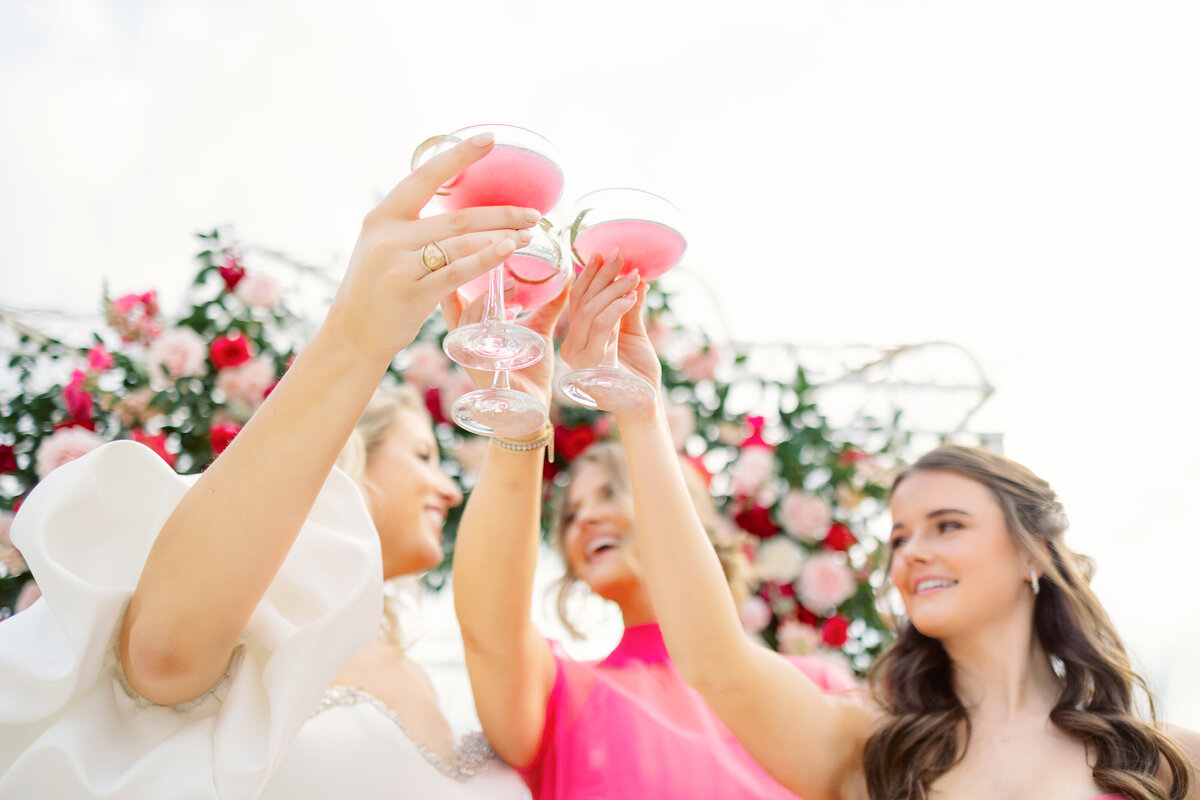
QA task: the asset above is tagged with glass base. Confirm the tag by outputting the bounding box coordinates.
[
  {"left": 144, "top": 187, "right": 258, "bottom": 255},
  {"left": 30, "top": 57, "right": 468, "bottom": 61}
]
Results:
[
  {"left": 451, "top": 388, "right": 547, "bottom": 438},
  {"left": 559, "top": 366, "right": 656, "bottom": 411},
  {"left": 443, "top": 321, "right": 545, "bottom": 371}
]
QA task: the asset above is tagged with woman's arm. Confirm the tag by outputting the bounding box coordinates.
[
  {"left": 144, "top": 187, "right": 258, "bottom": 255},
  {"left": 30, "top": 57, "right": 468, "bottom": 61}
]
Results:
[
  {"left": 120, "top": 135, "right": 540, "bottom": 706},
  {"left": 449, "top": 285, "right": 567, "bottom": 768},
  {"left": 562, "top": 255, "right": 878, "bottom": 800}
]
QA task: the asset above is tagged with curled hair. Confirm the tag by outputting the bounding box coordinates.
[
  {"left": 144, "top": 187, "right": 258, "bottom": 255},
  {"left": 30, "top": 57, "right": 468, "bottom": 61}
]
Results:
[
  {"left": 864, "top": 445, "right": 1191, "bottom": 799},
  {"left": 548, "top": 442, "right": 748, "bottom": 637}
]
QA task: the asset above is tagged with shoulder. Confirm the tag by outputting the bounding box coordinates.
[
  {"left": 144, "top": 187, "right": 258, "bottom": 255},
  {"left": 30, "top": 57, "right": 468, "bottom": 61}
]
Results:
[{"left": 1166, "top": 723, "right": 1200, "bottom": 768}]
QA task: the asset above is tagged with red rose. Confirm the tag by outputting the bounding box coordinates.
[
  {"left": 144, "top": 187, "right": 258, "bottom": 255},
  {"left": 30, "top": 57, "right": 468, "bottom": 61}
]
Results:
[
  {"left": 423, "top": 387, "right": 448, "bottom": 425},
  {"left": 62, "top": 369, "right": 94, "bottom": 422},
  {"left": 554, "top": 424, "right": 598, "bottom": 462},
  {"left": 0, "top": 444, "right": 17, "bottom": 474},
  {"left": 824, "top": 522, "right": 857, "bottom": 552},
  {"left": 734, "top": 504, "right": 780, "bottom": 538},
  {"left": 130, "top": 429, "right": 177, "bottom": 469},
  {"left": 795, "top": 604, "right": 820, "bottom": 628},
  {"left": 219, "top": 256, "right": 246, "bottom": 292},
  {"left": 210, "top": 333, "right": 253, "bottom": 370},
  {"left": 837, "top": 447, "right": 868, "bottom": 466},
  {"left": 820, "top": 614, "right": 850, "bottom": 648},
  {"left": 209, "top": 423, "right": 241, "bottom": 455}
]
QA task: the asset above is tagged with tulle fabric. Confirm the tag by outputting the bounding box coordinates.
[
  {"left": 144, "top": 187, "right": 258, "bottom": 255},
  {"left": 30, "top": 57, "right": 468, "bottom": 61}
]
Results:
[
  {"left": 0, "top": 441, "right": 382, "bottom": 799},
  {"left": 517, "top": 623, "right": 857, "bottom": 800}
]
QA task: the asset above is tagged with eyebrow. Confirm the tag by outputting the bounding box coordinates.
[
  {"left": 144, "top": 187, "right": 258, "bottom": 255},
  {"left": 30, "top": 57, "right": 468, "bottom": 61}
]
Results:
[{"left": 891, "top": 508, "right": 971, "bottom": 533}]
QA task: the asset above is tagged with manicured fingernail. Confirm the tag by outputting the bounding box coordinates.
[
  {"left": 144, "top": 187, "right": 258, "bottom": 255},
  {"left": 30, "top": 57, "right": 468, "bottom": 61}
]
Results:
[
  {"left": 503, "top": 275, "right": 516, "bottom": 291},
  {"left": 517, "top": 229, "right": 533, "bottom": 245},
  {"left": 524, "top": 208, "right": 542, "bottom": 224},
  {"left": 626, "top": 269, "right": 640, "bottom": 282},
  {"left": 496, "top": 239, "right": 516, "bottom": 255},
  {"left": 609, "top": 249, "right": 620, "bottom": 263},
  {"left": 470, "top": 132, "right": 494, "bottom": 146}
]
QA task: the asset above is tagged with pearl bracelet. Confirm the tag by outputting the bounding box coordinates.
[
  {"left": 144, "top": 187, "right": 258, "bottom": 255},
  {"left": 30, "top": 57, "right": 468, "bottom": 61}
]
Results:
[{"left": 491, "top": 421, "right": 555, "bottom": 462}]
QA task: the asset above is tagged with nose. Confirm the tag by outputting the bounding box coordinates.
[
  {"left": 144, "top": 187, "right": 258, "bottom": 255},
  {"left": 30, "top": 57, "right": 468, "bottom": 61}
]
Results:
[
  {"left": 438, "top": 472, "right": 463, "bottom": 507},
  {"left": 898, "top": 530, "right": 932, "bottom": 567}
]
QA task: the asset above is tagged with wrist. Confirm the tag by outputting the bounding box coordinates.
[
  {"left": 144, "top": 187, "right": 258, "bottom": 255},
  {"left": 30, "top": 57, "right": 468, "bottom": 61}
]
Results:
[{"left": 491, "top": 420, "right": 555, "bottom": 460}]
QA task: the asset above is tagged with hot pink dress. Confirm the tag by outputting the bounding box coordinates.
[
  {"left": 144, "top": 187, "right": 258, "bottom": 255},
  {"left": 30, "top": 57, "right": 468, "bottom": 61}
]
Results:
[{"left": 516, "top": 623, "right": 857, "bottom": 800}]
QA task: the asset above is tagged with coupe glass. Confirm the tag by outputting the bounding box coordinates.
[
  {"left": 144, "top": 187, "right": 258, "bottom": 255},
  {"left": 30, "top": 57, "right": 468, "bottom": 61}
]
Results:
[
  {"left": 412, "top": 124, "right": 564, "bottom": 372},
  {"left": 558, "top": 188, "right": 687, "bottom": 411},
  {"left": 448, "top": 228, "right": 567, "bottom": 437}
]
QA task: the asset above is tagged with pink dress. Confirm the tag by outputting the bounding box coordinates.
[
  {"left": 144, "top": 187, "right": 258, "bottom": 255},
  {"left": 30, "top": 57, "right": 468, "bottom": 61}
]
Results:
[{"left": 517, "top": 623, "right": 857, "bottom": 800}]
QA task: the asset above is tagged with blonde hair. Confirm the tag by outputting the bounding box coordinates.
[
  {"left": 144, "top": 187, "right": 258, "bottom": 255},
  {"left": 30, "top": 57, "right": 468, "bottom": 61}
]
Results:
[
  {"left": 548, "top": 442, "right": 748, "bottom": 637},
  {"left": 335, "top": 383, "right": 429, "bottom": 648},
  {"left": 336, "top": 384, "right": 428, "bottom": 520}
]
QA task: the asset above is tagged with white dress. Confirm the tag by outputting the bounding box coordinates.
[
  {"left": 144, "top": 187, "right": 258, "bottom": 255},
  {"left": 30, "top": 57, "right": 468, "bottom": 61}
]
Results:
[{"left": 0, "top": 442, "right": 529, "bottom": 800}]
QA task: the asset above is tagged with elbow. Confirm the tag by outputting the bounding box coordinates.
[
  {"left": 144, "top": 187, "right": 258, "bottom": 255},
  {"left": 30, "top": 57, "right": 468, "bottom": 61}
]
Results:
[{"left": 121, "top": 623, "right": 221, "bottom": 707}]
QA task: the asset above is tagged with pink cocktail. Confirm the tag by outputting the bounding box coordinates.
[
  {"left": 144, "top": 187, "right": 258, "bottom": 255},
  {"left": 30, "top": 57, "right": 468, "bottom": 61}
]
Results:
[
  {"left": 458, "top": 254, "right": 568, "bottom": 314},
  {"left": 559, "top": 188, "right": 688, "bottom": 413},
  {"left": 438, "top": 144, "right": 564, "bottom": 216},
  {"left": 572, "top": 219, "right": 687, "bottom": 281}
]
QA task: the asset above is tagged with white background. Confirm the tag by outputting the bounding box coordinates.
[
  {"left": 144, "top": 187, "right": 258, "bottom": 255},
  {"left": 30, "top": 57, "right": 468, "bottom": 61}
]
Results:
[{"left": 2, "top": 0, "right": 1197, "bottom": 727}]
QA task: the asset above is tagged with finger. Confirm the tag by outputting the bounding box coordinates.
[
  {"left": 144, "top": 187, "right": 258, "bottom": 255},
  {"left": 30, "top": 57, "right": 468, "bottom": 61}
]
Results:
[
  {"left": 620, "top": 281, "right": 650, "bottom": 336},
  {"left": 455, "top": 276, "right": 517, "bottom": 328},
  {"left": 522, "top": 277, "right": 572, "bottom": 338},
  {"left": 578, "top": 269, "right": 641, "bottom": 329},
  {"left": 422, "top": 238, "right": 517, "bottom": 295},
  {"left": 428, "top": 228, "right": 532, "bottom": 266},
  {"left": 416, "top": 206, "right": 542, "bottom": 245},
  {"left": 440, "top": 291, "right": 465, "bottom": 331},
  {"left": 581, "top": 250, "right": 626, "bottom": 305},
  {"left": 579, "top": 291, "right": 639, "bottom": 363},
  {"left": 375, "top": 134, "right": 495, "bottom": 221},
  {"left": 568, "top": 252, "right": 604, "bottom": 309}
]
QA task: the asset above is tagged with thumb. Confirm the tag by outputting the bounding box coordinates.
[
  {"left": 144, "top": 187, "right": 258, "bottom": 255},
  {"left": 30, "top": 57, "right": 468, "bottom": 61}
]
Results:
[{"left": 524, "top": 277, "right": 572, "bottom": 338}]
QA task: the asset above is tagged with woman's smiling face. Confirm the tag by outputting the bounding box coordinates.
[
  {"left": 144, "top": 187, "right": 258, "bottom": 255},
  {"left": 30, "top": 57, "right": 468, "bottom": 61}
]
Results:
[{"left": 888, "top": 469, "right": 1036, "bottom": 640}]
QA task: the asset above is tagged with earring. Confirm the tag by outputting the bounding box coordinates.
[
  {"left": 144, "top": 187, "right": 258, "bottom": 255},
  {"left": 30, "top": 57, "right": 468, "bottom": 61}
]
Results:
[{"left": 1030, "top": 569, "right": 1040, "bottom": 596}]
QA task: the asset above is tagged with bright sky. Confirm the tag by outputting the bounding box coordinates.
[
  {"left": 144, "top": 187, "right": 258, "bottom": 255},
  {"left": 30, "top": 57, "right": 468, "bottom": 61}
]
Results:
[{"left": 2, "top": 0, "right": 1198, "bottom": 727}]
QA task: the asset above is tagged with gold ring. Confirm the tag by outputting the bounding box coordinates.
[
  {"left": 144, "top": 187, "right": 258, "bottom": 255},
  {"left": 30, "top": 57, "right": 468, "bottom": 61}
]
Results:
[{"left": 421, "top": 241, "right": 449, "bottom": 271}]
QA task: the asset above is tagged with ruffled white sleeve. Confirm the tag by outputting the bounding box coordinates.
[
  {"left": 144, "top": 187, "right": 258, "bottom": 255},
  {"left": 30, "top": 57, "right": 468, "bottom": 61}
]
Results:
[{"left": 0, "top": 441, "right": 382, "bottom": 800}]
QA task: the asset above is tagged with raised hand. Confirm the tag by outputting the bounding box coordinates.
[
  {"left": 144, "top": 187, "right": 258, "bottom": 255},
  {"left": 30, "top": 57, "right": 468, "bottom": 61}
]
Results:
[
  {"left": 559, "top": 251, "right": 661, "bottom": 415},
  {"left": 323, "top": 133, "right": 542, "bottom": 364}
]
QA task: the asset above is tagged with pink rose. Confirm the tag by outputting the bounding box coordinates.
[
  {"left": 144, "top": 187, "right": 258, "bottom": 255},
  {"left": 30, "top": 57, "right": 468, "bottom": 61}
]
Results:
[
  {"left": 780, "top": 491, "right": 832, "bottom": 541},
  {"left": 0, "top": 511, "right": 27, "bottom": 578},
  {"left": 753, "top": 535, "right": 806, "bottom": 583},
  {"left": 62, "top": 369, "right": 93, "bottom": 422},
  {"left": 35, "top": 427, "right": 107, "bottom": 478},
  {"left": 149, "top": 328, "right": 208, "bottom": 381},
  {"left": 86, "top": 345, "right": 114, "bottom": 372},
  {"left": 15, "top": 580, "right": 42, "bottom": 613},
  {"left": 106, "top": 291, "right": 160, "bottom": 344},
  {"left": 730, "top": 447, "right": 774, "bottom": 497},
  {"left": 798, "top": 552, "right": 857, "bottom": 613},
  {"left": 679, "top": 346, "right": 721, "bottom": 383},
  {"left": 438, "top": 371, "right": 477, "bottom": 423},
  {"left": 452, "top": 437, "right": 489, "bottom": 474},
  {"left": 777, "top": 618, "right": 821, "bottom": 655},
  {"left": 738, "top": 595, "right": 773, "bottom": 633},
  {"left": 664, "top": 402, "right": 695, "bottom": 451},
  {"left": 403, "top": 341, "right": 451, "bottom": 391},
  {"left": 234, "top": 272, "right": 282, "bottom": 309},
  {"left": 216, "top": 355, "right": 276, "bottom": 411}
]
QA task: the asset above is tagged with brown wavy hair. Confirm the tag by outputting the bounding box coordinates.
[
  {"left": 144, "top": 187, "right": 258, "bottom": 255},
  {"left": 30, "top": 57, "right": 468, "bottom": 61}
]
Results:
[
  {"left": 548, "top": 441, "right": 749, "bottom": 637},
  {"left": 863, "top": 445, "right": 1191, "bottom": 799}
]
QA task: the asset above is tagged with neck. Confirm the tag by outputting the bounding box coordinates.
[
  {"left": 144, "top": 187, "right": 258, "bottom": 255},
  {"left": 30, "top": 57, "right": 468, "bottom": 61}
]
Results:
[
  {"left": 612, "top": 580, "right": 657, "bottom": 629},
  {"left": 941, "top": 606, "right": 1060, "bottom": 724}
]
